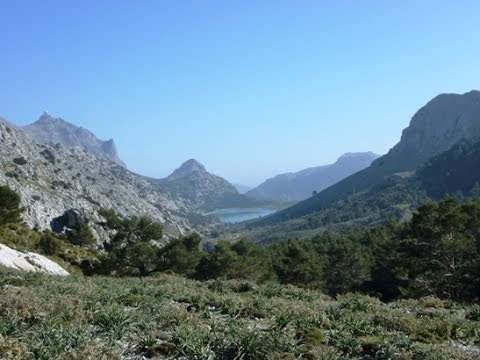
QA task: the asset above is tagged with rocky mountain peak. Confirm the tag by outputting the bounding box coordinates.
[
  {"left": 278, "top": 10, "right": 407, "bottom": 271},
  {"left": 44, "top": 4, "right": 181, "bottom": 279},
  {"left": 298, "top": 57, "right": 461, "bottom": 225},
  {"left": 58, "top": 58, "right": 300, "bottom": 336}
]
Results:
[
  {"left": 37, "top": 111, "right": 60, "bottom": 123},
  {"left": 156, "top": 159, "right": 244, "bottom": 211},
  {"left": 167, "top": 159, "right": 207, "bottom": 180},
  {"left": 373, "top": 90, "right": 480, "bottom": 172},
  {"left": 36, "top": 112, "right": 76, "bottom": 129},
  {"left": 22, "top": 113, "right": 126, "bottom": 167}
]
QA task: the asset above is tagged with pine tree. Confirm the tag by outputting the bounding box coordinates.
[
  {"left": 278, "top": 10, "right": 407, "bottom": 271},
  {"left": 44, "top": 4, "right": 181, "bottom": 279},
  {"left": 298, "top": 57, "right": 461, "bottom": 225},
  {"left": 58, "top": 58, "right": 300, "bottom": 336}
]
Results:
[{"left": 0, "top": 185, "right": 23, "bottom": 226}]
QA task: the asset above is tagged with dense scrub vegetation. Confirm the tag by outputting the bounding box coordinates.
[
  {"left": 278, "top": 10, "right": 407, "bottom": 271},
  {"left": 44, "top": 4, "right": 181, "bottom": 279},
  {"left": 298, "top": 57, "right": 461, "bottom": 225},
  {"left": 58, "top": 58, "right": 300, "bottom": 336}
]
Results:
[
  {"left": 270, "top": 197, "right": 480, "bottom": 301},
  {"left": 88, "top": 197, "right": 480, "bottom": 303},
  {"left": 0, "top": 268, "right": 479, "bottom": 359}
]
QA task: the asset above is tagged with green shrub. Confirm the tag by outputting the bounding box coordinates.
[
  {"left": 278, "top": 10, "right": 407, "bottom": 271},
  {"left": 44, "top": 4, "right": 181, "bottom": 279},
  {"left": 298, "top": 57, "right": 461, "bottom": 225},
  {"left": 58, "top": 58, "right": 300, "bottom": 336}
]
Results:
[
  {"left": 0, "top": 186, "right": 22, "bottom": 226},
  {"left": 195, "top": 239, "right": 275, "bottom": 282},
  {"left": 13, "top": 157, "right": 27, "bottom": 165},
  {"left": 93, "top": 305, "right": 133, "bottom": 340},
  {"left": 0, "top": 269, "right": 476, "bottom": 359},
  {"left": 466, "top": 305, "right": 480, "bottom": 321},
  {"left": 159, "top": 233, "right": 204, "bottom": 276},
  {"left": 40, "top": 149, "right": 56, "bottom": 164},
  {"left": 66, "top": 221, "right": 95, "bottom": 247},
  {"left": 38, "top": 231, "right": 62, "bottom": 255}
]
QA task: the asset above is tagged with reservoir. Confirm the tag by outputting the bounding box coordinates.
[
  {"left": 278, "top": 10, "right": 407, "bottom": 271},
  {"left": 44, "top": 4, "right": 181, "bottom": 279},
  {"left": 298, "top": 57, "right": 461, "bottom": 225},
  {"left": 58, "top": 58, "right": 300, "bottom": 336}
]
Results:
[{"left": 207, "top": 208, "right": 275, "bottom": 223}]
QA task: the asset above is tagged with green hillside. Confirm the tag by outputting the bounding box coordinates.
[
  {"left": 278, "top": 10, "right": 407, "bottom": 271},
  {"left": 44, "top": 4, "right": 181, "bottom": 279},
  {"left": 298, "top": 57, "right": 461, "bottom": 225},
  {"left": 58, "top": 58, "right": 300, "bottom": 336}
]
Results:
[
  {"left": 241, "top": 138, "right": 480, "bottom": 243},
  {"left": 418, "top": 139, "right": 480, "bottom": 198}
]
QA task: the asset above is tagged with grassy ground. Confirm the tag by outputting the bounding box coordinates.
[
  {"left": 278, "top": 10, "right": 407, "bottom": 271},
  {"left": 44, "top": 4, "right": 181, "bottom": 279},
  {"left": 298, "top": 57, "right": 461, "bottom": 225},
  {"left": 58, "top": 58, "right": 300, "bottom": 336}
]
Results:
[{"left": 0, "top": 267, "right": 479, "bottom": 359}]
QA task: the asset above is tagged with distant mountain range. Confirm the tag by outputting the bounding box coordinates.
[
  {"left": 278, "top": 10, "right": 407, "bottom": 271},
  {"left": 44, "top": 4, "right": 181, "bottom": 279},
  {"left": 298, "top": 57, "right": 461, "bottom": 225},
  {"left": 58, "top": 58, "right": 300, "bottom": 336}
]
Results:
[
  {"left": 241, "top": 90, "right": 480, "bottom": 242},
  {"left": 246, "top": 152, "right": 379, "bottom": 202},
  {"left": 154, "top": 159, "right": 241, "bottom": 210},
  {"left": 16, "top": 113, "right": 378, "bottom": 214},
  {"left": 22, "top": 112, "right": 126, "bottom": 167}
]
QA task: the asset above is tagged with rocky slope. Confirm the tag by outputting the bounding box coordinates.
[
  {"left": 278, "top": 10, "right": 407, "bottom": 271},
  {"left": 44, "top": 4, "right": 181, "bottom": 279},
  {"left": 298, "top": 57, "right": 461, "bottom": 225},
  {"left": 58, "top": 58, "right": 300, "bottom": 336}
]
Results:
[
  {"left": 152, "top": 159, "right": 257, "bottom": 211},
  {"left": 22, "top": 112, "right": 126, "bottom": 167},
  {"left": 0, "top": 117, "right": 192, "bottom": 236},
  {"left": 247, "top": 152, "right": 379, "bottom": 202}
]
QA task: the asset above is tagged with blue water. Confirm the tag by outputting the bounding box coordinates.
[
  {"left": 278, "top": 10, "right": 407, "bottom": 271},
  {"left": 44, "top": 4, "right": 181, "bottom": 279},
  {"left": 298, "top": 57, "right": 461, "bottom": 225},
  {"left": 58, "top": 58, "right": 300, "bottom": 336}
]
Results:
[{"left": 208, "top": 208, "right": 275, "bottom": 223}]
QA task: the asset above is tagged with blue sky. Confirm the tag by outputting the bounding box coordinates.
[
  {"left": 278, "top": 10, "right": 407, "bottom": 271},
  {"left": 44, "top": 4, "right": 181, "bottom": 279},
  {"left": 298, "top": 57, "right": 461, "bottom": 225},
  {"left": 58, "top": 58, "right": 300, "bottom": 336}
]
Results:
[{"left": 1, "top": 1, "right": 479, "bottom": 186}]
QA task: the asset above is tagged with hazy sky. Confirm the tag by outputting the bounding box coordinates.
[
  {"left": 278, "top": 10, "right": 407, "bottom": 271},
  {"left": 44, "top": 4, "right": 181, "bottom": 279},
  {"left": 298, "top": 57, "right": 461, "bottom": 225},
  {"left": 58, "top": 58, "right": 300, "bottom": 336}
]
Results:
[{"left": 1, "top": 1, "right": 479, "bottom": 186}]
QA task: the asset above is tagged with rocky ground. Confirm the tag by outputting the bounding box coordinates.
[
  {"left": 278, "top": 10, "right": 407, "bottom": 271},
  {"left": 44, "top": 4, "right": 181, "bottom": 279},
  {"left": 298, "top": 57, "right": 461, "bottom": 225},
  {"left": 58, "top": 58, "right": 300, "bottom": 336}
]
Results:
[{"left": 0, "top": 118, "right": 194, "bottom": 237}]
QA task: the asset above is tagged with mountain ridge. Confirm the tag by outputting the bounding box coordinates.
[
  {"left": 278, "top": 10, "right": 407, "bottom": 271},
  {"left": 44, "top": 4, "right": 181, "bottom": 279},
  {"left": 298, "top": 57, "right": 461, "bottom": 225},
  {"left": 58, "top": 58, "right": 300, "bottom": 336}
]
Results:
[
  {"left": 22, "top": 112, "right": 126, "bottom": 167},
  {"left": 152, "top": 159, "right": 261, "bottom": 212},
  {"left": 246, "top": 152, "right": 379, "bottom": 202},
  {"left": 0, "top": 117, "right": 193, "bottom": 237},
  {"left": 166, "top": 159, "right": 208, "bottom": 181}
]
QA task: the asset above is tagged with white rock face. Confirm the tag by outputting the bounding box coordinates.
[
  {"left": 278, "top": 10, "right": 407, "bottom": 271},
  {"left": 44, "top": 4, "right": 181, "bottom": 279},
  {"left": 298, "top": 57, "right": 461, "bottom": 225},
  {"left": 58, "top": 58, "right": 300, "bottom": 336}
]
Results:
[{"left": 0, "top": 244, "right": 69, "bottom": 276}]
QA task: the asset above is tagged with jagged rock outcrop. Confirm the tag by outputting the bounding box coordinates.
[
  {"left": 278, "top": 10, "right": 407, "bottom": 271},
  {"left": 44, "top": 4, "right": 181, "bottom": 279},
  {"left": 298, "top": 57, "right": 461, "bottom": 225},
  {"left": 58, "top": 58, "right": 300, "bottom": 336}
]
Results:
[
  {"left": 0, "top": 243, "right": 69, "bottom": 275},
  {"left": 22, "top": 112, "right": 126, "bottom": 167},
  {"left": 247, "top": 152, "right": 379, "bottom": 202},
  {"left": 0, "top": 117, "right": 191, "bottom": 236}
]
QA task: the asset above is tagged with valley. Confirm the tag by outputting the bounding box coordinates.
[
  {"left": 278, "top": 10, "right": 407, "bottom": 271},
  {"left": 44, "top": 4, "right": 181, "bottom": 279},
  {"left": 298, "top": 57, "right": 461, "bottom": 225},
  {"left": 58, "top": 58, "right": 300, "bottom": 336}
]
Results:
[
  {"left": 2, "top": 3, "right": 480, "bottom": 358},
  {"left": 1, "top": 90, "right": 480, "bottom": 359}
]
